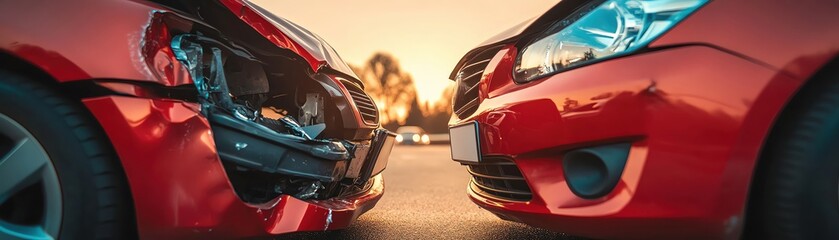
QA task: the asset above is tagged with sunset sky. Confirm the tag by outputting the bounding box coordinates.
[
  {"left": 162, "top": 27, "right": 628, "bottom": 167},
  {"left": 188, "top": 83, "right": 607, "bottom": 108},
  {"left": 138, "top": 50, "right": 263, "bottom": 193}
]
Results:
[{"left": 251, "top": 0, "right": 558, "bottom": 106}]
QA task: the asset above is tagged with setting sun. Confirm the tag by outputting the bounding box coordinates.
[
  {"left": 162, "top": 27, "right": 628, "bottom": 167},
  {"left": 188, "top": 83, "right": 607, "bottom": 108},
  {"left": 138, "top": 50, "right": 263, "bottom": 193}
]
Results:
[{"left": 251, "top": 0, "right": 558, "bottom": 107}]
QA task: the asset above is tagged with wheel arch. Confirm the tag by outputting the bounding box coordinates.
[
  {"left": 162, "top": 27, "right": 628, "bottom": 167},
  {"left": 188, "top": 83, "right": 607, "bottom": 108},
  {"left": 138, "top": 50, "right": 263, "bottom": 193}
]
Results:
[
  {"left": 0, "top": 51, "right": 59, "bottom": 90},
  {"left": 0, "top": 49, "right": 140, "bottom": 236},
  {"left": 742, "top": 55, "right": 839, "bottom": 236}
]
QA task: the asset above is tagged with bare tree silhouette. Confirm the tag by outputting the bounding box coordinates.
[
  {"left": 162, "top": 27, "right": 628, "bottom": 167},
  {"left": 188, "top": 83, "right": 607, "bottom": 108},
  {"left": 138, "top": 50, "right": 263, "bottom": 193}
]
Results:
[
  {"left": 431, "top": 83, "right": 454, "bottom": 115},
  {"left": 353, "top": 52, "right": 417, "bottom": 125},
  {"left": 350, "top": 53, "right": 453, "bottom": 132}
]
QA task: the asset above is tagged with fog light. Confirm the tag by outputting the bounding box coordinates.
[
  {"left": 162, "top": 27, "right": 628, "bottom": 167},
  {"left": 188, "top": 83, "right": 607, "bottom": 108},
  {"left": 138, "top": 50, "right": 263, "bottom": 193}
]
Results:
[{"left": 563, "top": 143, "right": 631, "bottom": 199}]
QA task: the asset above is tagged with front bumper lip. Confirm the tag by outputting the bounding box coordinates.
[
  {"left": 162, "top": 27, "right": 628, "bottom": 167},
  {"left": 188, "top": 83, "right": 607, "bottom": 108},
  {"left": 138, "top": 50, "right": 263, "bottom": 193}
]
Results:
[{"left": 260, "top": 174, "right": 384, "bottom": 234}]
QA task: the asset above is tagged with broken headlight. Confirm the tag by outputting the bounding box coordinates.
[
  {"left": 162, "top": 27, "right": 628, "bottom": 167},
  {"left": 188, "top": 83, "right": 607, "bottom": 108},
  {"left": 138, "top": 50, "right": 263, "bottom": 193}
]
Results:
[{"left": 513, "top": 0, "right": 708, "bottom": 83}]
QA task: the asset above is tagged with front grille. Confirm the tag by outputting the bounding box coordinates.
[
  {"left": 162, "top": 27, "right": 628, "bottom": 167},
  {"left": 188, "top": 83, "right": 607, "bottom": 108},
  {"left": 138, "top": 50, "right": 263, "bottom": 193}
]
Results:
[
  {"left": 464, "top": 156, "right": 532, "bottom": 201},
  {"left": 452, "top": 46, "right": 502, "bottom": 119},
  {"left": 342, "top": 81, "right": 379, "bottom": 124}
]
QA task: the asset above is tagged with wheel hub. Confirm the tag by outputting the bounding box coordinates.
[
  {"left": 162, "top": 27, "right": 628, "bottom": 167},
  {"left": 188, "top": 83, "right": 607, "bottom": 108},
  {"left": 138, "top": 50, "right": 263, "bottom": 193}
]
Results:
[{"left": 0, "top": 113, "right": 61, "bottom": 240}]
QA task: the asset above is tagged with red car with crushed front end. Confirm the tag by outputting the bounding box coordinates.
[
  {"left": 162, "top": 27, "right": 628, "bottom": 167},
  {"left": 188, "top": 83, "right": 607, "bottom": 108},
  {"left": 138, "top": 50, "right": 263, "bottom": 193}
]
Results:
[
  {"left": 449, "top": 0, "right": 839, "bottom": 239},
  {"left": 0, "top": 0, "right": 395, "bottom": 239}
]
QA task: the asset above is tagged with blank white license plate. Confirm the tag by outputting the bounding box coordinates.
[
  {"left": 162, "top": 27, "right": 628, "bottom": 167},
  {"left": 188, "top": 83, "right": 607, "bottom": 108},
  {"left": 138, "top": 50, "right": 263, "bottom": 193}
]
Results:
[{"left": 449, "top": 122, "right": 481, "bottom": 163}]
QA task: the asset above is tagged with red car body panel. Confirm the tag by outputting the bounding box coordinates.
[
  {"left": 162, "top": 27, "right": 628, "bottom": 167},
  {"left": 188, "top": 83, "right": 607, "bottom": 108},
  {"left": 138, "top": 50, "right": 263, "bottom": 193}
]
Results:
[
  {"left": 651, "top": 0, "right": 839, "bottom": 80},
  {"left": 0, "top": 0, "right": 357, "bottom": 86},
  {"left": 84, "top": 96, "right": 383, "bottom": 239},
  {"left": 0, "top": 0, "right": 187, "bottom": 85},
  {"left": 451, "top": 1, "right": 838, "bottom": 239},
  {"left": 218, "top": 0, "right": 360, "bottom": 80},
  {"left": 218, "top": 0, "right": 324, "bottom": 74},
  {"left": 0, "top": 0, "right": 385, "bottom": 238}
]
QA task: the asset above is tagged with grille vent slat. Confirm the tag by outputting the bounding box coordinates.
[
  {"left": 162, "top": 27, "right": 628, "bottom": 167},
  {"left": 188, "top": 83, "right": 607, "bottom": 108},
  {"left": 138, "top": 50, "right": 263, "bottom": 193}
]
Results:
[
  {"left": 464, "top": 156, "right": 532, "bottom": 201},
  {"left": 453, "top": 46, "right": 502, "bottom": 119},
  {"left": 342, "top": 81, "right": 379, "bottom": 124}
]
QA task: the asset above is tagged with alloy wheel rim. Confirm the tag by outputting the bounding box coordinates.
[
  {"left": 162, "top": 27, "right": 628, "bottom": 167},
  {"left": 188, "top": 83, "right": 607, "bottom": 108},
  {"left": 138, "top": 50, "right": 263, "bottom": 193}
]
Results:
[{"left": 0, "top": 113, "right": 62, "bottom": 240}]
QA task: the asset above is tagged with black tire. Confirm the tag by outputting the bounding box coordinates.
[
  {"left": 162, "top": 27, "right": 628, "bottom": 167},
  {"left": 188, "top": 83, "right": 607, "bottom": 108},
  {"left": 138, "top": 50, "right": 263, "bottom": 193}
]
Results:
[
  {"left": 0, "top": 70, "right": 135, "bottom": 239},
  {"left": 747, "top": 64, "right": 839, "bottom": 240}
]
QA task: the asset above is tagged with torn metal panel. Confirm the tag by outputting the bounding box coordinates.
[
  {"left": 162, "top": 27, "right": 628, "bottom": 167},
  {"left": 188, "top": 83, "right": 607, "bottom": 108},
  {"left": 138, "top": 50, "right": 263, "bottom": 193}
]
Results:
[{"left": 169, "top": 32, "right": 395, "bottom": 202}]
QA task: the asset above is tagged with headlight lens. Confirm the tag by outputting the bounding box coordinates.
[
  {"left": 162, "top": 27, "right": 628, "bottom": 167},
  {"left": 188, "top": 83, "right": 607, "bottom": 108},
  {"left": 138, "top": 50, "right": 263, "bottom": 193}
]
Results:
[{"left": 514, "top": 0, "right": 708, "bottom": 82}]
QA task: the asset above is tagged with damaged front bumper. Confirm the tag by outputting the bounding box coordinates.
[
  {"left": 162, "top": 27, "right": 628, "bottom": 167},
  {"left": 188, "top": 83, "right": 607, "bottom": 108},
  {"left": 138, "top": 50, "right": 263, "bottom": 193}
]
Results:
[
  {"left": 83, "top": 96, "right": 389, "bottom": 239},
  {"left": 76, "top": 11, "right": 394, "bottom": 238},
  {"left": 261, "top": 174, "right": 384, "bottom": 233},
  {"left": 165, "top": 32, "right": 394, "bottom": 202}
]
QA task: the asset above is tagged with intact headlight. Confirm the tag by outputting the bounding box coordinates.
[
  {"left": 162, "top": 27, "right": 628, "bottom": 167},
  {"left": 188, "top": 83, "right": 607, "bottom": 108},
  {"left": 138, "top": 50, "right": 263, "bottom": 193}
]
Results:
[{"left": 514, "top": 0, "right": 708, "bottom": 83}]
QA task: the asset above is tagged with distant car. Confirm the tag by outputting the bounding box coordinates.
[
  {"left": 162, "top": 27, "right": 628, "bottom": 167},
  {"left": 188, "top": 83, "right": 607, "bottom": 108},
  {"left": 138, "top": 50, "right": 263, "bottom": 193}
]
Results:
[
  {"left": 395, "top": 126, "right": 430, "bottom": 145},
  {"left": 448, "top": 0, "right": 839, "bottom": 239},
  {"left": 0, "top": 0, "right": 394, "bottom": 239}
]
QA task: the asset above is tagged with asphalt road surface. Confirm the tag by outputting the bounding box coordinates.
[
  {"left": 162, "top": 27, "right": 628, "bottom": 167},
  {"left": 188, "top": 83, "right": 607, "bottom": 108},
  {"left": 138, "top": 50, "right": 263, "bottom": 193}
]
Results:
[{"left": 276, "top": 145, "right": 586, "bottom": 240}]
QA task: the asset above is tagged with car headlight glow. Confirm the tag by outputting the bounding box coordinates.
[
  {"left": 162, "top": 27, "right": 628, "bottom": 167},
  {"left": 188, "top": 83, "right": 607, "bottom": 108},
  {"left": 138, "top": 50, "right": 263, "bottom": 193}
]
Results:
[
  {"left": 412, "top": 134, "right": 421, "bottom": 142},
  {"left": 514, "top": 0, "right": 709, "bottom": 82},
  {"left": 396, "top": 134, "right": 403, "bottom": 143}
]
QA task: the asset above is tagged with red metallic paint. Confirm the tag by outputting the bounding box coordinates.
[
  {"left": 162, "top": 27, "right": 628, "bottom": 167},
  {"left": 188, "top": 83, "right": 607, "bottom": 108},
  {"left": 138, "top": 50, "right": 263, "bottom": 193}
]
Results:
[
  {"left": 0, "top": 0, "right": 353, "bottom": 86},
  {"left": 0, "top": 0, "right": 172, "bottom": 84},
  {"left": 651, "top": 0, "right": 839, "bottom": 80},
  {"left": 218, "top": 0, "right": 326, "bottom": 74},
  {"left": 83, "top": 96, "right": 383, "bottom": 239},
  {"left": 451, "top": 1, "right": 839, "bottom": 239},
  {"left": 1, "top": 0, "right": 385, "bottom": 237},
  {"left": 142, "top": 11, "right": 195, "bottom": 87},
  {"left": 452, "top": 44, "right": 808, "bottom": 239}
]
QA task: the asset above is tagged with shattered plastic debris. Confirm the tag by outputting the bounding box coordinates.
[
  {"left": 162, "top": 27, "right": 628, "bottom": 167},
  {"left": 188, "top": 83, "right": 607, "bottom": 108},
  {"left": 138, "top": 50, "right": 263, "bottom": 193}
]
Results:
[
  {"left": 294, "top": 181, "right": 324, "bottom": 200},
  {"left": 171, "top": 34, "right": 343, "bottom": 146},
  {"left": 324, "top": 209, "right": 333, "bottom": 231},
  {"left": 171, "top": 35, "right": 210, "bottom": 103},
  {"left": 235, "top": 142, "right": 248, "bottom": 150},
  {"left": 170, "top": 33, "right": 363, "bottom": 202},
  {"left": 300, "top": 123, "right": 326, "bottom": 138},
  {"left": 279, "top": 115, "right": 314, "bottom": 140},
  {"left": 171, "top": 34, "right": 257, "bottom": 119}
]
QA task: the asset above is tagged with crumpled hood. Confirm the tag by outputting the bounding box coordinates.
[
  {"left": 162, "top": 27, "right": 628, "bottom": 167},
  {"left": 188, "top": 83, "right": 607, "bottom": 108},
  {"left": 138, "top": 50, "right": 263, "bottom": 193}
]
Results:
[{"left": 216, "top": 0, "right": 359, "bottom": 80}]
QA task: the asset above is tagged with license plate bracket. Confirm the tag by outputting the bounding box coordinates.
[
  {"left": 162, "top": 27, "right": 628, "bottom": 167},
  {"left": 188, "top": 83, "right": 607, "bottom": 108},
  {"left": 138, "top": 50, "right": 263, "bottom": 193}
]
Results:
[{"left": 449, "top": 121, "right": 481, "bottom": 163}]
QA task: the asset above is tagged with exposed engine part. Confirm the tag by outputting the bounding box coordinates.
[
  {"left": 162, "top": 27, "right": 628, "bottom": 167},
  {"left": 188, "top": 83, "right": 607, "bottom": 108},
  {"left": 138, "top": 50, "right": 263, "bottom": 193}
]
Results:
[
  {"left": 170, "top": 33, "right": 395, "bottom": 202},
  {"left": 298, "top": 93, "right": 325, "bottom": 127}
]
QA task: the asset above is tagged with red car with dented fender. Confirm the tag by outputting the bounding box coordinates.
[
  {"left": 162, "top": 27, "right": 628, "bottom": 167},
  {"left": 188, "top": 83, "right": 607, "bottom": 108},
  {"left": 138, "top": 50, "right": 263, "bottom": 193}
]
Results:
[
  {"left": 449, "top": 0, "right": 839, "bottom": 239},
  {"left": 0, "top": 0, "right": 395, "bottom": 239}
]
